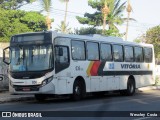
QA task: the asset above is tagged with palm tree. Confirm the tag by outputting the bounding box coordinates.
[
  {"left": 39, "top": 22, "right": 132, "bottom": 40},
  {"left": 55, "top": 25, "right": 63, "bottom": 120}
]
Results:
[
  {"left": 90, "top": 0, "right": 131, "bottom": 33},
  {"left": 40, "top": 0, "right": 52, "bottom": 30},
  {"left": 125, "top": 0, "right": 132, "bottom": 40},
  {"left": 101, "top": 0, "right": 110, "bottom": 34},
  {"left": 106, "top": 0, "right": 127, "bottom": 31},
  {"left": 55, "top": 21, "right": 71, "bottom": 33},
  {"left": 59, "top": 0, "right": 69, "bottom": 33},
  {"left": 106, "top": 0, "right": 135, "bottom": 35}
]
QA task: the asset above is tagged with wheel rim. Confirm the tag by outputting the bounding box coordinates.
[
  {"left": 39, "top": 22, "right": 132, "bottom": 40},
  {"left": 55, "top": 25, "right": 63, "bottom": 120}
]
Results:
[
  {"left": 75, "top": 86, "right": 80, "bottom": 95},
  {"left": 129, "top": 83, "right": 134, "bottom": 93}
]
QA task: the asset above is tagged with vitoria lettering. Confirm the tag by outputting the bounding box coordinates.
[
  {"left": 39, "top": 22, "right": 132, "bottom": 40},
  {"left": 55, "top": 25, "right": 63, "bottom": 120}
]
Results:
[{"left": 121, "top": 64, "right": 140, "bottom": 69}]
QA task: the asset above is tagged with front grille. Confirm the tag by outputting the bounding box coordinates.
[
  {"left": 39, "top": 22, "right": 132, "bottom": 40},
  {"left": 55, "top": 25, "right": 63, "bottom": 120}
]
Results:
[{"left": 13, "top": 85, "right": 41, "bottom": 91}]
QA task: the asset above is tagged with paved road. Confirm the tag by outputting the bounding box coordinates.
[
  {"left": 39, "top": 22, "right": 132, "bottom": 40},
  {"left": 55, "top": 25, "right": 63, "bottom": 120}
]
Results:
[{"left": 0, "top": 90, "right": 160, "bottom": 120}]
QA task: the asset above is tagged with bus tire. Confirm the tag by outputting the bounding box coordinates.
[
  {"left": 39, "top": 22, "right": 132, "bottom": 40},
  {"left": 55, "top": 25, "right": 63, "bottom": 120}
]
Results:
[
  {"left": 71, "top": 80, "right": 83, "bottom": 101},
  {"left": 126, "top": 79, "right": 135, "bottom": 96},
  {"left": 34, "top": 94, "right": 46, "bottom": 101}
]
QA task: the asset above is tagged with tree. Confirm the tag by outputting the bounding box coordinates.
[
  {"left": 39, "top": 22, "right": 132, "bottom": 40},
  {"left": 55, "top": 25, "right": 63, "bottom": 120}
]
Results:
[
  {"left": 55, "top": 21, "right": 71, "bottom": 34},
  {"left": 0, "top": 9, "right": 47, "bottom": 42},
  {"left": 101, "top": 0, "right": 110, "bottom": 34},
  {"left": 145, "top": 25, "right": 160, "bottom": 58},
  {"left": 59, "top": 0, "right": 69, "bottom": 33},
  {"left": 133, "top": 38, "right": 142, "bottom": 43},
  {"left": 76, "top": 0, "right": 128, "bottom": 36},
  {"left": 73, "top": 27, "right": 101, "bottom": 35},
  {"left": 40, "top": 0, "right": 52, "bottom": 30},
  {"left": 74, "top": 27, "right": 122, "bottom": 37},
  {"left": 133, "top": 34, "right": 146, "bottom": 43},
  {"left": 0, "top": 0, "right": 36, "bottom": 10},
  {"left": 125, "top": 0, "right": 132, "bottom": 40},
  {"left": 20, "top": 11, "right": 48, "bottom": 31}
]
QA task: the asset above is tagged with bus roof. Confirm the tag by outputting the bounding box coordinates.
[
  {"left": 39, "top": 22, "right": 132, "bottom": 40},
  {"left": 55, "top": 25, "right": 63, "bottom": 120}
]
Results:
[
  {"left": 11, "top": 31, "right": 153, "bottom": 47},
  {"left": 52, "top": 31, "right": 153, "bottom": 48}
]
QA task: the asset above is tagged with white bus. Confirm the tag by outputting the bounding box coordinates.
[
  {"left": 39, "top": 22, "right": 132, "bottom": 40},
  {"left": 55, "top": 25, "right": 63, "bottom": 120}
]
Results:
[{"left": 3, "top": 31, "right": 155, "bottom": 101}]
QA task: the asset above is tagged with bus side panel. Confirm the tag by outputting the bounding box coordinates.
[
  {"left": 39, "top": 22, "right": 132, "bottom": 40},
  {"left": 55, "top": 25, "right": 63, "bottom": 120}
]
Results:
[
  {"left": 99, "top": 76, "right": 108, "bottom": 91},
  {"left": 70, "top": 61, "right": 91, "bottom": 93},
  {"left": 119, "top": 76, "right": 128, "bottom": 90}
]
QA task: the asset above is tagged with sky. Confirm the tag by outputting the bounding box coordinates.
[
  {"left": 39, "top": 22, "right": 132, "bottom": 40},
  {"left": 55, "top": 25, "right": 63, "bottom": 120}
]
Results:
[{"left": 21, "top": 0, "right": 160, "bottom": 41}]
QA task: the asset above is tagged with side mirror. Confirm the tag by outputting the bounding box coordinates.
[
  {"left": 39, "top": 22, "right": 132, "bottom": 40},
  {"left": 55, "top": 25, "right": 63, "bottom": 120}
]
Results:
[
  {"left": 3, "top": 47, "right": 10, "bottom": 65},
  {"left": 59, "top": 47, "right": 63, "bottom": 56}
]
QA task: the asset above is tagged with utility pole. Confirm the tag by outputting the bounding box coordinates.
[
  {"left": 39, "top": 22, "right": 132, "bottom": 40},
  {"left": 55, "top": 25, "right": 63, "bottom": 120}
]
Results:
[
  {"left": 63, "top": 0, "right": 69, "bottom": 33},
  {"left": 125, "top": 0, "right": 132, "bottom": 41},
  {"left": 102, "top": 0, "right": 110, "bottom": 35}
]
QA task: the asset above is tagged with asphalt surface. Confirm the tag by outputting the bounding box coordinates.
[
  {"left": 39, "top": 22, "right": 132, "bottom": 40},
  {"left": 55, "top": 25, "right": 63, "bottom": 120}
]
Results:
[{"left": 0, "top": 90, "right": 160, "bottom": 120}]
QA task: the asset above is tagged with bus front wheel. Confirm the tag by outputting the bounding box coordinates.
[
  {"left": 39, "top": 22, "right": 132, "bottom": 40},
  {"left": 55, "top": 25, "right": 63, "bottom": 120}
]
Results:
[{"left": 71, "top": 80, "right": 84, "bottom": 101}]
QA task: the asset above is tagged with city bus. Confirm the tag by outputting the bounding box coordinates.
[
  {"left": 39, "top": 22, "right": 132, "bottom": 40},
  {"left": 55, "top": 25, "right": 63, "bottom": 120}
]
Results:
[{"left": 3, "top": 31, "right": 155, "bottom": 101}]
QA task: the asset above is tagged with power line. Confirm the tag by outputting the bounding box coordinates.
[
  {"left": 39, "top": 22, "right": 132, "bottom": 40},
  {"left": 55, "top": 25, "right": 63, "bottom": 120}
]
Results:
[
  {"left": 20, "top": 5, "right": 159, "bottom": 29},
  {"left": 51, "top": 8, "right": 85, "bottom": 16}
]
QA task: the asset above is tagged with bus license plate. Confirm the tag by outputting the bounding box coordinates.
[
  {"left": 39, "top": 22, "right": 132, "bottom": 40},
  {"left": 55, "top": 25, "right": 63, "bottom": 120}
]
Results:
[{"left": 22, "top": 88, "right": 30, "bottom": 91}]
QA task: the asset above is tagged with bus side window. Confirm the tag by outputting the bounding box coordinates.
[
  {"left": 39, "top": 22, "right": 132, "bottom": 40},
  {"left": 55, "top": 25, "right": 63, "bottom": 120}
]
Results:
[
  {"left": 100, "top": 43, "right": 112, "bottom": 61},
  {"left": 113, "top": 45, "right": 123, "bottom": 62},
  {"left": 71, "top": 40, "right": 85, "bottom": 60},
  {"left": 86, "top": 42, "right": 99, "bottom": 61},
  {"left": 124, "top": 46, "right": 134, "bottom": 62},
  {"left": 144, "top": 47, "right": 152, "bottom": 63},
  {"left": 134, "top": 47, "right": 143, "bottom": 62}
]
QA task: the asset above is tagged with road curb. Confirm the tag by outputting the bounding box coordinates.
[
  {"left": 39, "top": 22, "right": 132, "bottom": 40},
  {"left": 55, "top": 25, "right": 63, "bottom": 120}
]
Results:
[
  {"left": 0, "top": 91, "right": 35, "bottom": 103},
  {"left": 138, "top": 86, "right": 160, "bottom": 91},
  {"left": 0, "top": 96, "right": 35, "bottom": 103}
]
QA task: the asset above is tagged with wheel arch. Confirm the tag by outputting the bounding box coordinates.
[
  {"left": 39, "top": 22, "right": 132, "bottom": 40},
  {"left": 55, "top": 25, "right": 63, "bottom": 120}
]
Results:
[
  {"left": 74, "top": 76, "right": 86, "bottom": 91},
  {"left": 71, "top": 76, "right": 86, "bottom": 100}
]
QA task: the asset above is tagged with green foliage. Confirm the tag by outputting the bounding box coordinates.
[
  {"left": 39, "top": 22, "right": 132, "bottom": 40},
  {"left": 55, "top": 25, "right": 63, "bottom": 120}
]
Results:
[
  {"left": 146, "top": 26, "right": 160, "bottom": 44},
  {"left": 74, "top": 27, "right": 102, "bottom": 35},
  {"left": 74, "top": 27, "right": 122, "bottom": 37},
  {"left": 59, "top": 0, "right": 69, "bottom": 2},
  {"left": 0, "top": 0, "right": 36, "bottom": 10},
  {"left": 76, "top": 0, "right": 127, "bottom": 36},
  {"left": 41, "top": 0, "right": 51, "bottom": 13},
  {"left": 39, "top": 0, "right": 53, "bottom": 30},
  {"left": 20, "top": 12, "right": 47, "bottom": 31},
  {"left": 55, "top": 21, "right": 71, "bottom": 33},
  {"left": 145, "top": 25, "right": 160, "bottom": 58},
  {"left": 0, "top": 9, "right": 47, "bottom": 42},
  {"left": 76, "top": 12, "right": 102, "bottom": 27},
  {"left": 133, "top": 39, "right": 141, "bottom": 43}
]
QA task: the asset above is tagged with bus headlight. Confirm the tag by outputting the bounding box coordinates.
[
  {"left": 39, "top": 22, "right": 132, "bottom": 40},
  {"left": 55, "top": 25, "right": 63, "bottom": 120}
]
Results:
[{"left": 41, "top": 76, "right": 53, "bottom": 87}]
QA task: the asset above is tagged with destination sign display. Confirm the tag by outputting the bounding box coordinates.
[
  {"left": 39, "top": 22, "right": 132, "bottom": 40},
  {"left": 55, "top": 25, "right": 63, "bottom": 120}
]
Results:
[{"left": 10, "top": 32, "right": 52, "bottom": 44}]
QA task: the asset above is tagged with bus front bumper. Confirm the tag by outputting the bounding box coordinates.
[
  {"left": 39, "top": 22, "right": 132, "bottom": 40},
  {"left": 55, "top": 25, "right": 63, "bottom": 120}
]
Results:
[{"left": 9, "top": 82, "right": 55, "bottom": 95}]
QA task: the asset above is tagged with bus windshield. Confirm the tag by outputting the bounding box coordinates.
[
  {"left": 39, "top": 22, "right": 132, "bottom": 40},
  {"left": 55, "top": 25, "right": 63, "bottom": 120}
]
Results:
[{"left": 10, "top": 44, "right": 53, "bottom": 72}]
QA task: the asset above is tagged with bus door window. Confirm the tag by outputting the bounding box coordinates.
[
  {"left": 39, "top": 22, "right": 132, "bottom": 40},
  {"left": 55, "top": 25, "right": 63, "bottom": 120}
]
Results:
[{"left": 55, "top": 46, "right": 70, "bottom": 73}]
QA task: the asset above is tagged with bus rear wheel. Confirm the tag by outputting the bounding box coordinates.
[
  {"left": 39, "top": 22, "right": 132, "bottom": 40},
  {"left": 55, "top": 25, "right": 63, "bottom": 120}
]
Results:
[
  {"left": 126, "top": 79, "right": 135, "bottom": 96},
  {"left": 120, "top": 78, "right": 135, "bottom": 96}
]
